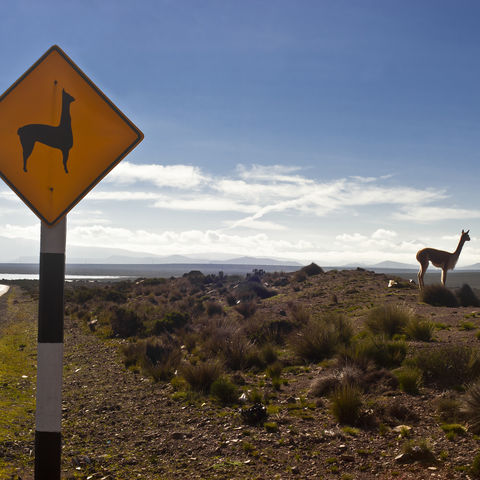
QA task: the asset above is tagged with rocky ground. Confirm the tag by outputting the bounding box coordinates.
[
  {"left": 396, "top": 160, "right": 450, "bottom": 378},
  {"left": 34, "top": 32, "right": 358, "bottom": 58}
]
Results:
[{"left": 4, "top": 268, "right": 480, "bottom": 479}]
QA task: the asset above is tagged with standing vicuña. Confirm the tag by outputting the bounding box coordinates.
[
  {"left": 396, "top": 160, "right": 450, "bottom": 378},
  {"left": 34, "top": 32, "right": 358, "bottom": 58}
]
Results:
[
  {"left": 17, "top": 89, "right": 75, "bottom": 174},
  {"left": 416, "top": 229, "right": 470, "bottom": 289}
]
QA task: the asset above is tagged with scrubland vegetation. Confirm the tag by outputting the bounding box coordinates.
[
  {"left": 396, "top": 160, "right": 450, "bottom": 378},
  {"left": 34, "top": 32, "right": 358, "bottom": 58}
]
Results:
[{"left": 4, "top": 265, "right": 480, "bottom": 478}]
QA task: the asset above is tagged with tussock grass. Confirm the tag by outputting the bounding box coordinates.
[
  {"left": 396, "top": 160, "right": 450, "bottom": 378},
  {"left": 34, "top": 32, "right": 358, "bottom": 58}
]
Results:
[
  {"left": 456, "top": 284, "right": 480, "bottom": 307},
  {"left": 420, "top": 284, "right": 458, "bottom": 307},
  {"left": 181, "top": 361, "right": 222, "bottom": 393},
  {"left": 122, "top": 337, "right": 182, "bottom": 382},
  {"left": 408, "top": 345, "right": 480, "bottom": 388},
  {"left": 404, "top": 317, "right": 435, "bottom": 342},
  {"left": 340, "top": 336, "right": 407, "bottom": 369},
  {"left": 290, "top": 313, "right": 353, "bottom": 363},
  {"left": 393, "top": 366, "right": 422, "bottom": 395},
  {"left": 462, "top": 382, "right": 480, "bottom": 434},
  {"left": 330, "top": 383, "right": 363, "bottom": 425},
  {"left": 365, "top": 304, "right": 412, "bottom": 338}
]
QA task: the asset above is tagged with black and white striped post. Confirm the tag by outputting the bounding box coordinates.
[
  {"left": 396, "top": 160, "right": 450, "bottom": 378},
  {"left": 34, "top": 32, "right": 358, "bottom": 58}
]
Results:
[{"left": 35, "top": 217, "right": 66, "bottom": 480}]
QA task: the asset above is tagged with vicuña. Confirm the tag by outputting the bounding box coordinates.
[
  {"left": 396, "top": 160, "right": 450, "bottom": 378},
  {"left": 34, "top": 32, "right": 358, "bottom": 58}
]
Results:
[{"left": 416, "top": 229, "right": 470, "bottom": 289}]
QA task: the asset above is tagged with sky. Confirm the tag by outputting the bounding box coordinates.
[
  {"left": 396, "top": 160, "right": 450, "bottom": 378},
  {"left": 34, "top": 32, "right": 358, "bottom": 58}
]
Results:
[{"left": 0, "top": 0, "right": 479, "bottom": 266}]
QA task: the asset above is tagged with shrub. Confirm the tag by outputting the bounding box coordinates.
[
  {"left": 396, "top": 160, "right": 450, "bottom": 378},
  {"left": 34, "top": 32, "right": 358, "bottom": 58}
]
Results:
[
  {"left": 341, "top": 336, "right": 407, "bottom": 369},
  {"left": 181, "top": 361, "right": 222, "bottom": 393},
  {"left": 420, "top": 284, "right": 458, "bottom": 307},
  {"left": 409, "top": 345, "right": 480, "bottom": 388},
  {"left": 462, "top": 382, "right": 480, "bottom": 434},
  {"left": 300, "top": 262, "right": 324, "bottom": 277},
  {"left": 436, "top": 396, "right": 461, "bottom": 423},
  {"left": 264, "top": 421, "right": 279, "bottom": 433},
  {"left": 404, "top": 317, "right": 435, "bottom": 342},
  {"left": 393, "top": 366, "right": 422, "bottom": 395},
  {"left": 223, "top": 335, "right": 254, "bottom": 371},
  {"left": 290, "top": 313, "right": 353, "bottom": 363},
  {"left": 311, "top": 366, "right": 363, "bottom": 397},
  {"left": 311, "top": 373, "right": 340, "bottom": 397},
  {"left": 471, "top": 451, "right": 480, "bottom": 478},
  {"left": 210, "top": 376, "right": 238, "bottom": 405},
  {"left": 289, "top": 303, "right": 310, "bottom": 324},
  {"left": 235, "top": 301, "right": 257, "bottom": 318},
  {"left": 266, "top": 361, "right": 283, "bottom": 381},
  {"left": 109, "top": 306, "right": 144, "bottom": 338},
  {"left": 153, "top": 311, "right": 190, "bottom": 333},
  {"left": 236, "top": 281, "right": 276, "bottom": 301},
  {"left": 365, "top": 304, "right": 411, "bottom": 338},
  {"left": 400, "top": 439, "right": 435, "bottom": 464},
  {"left": 330, "top": 383, "right": 363, "bottom": 425},
  {"left": 121, "top": 337, "right": 181, "bottom": 382},
  {"left": 205, "top": 301, "right": 224, "bottom": 317},
  {"left": 457, "top": 284, "right": 480, "bottom": 307},
  {"left": 440, "top": 423, "right": 467, "bottom": 437}
]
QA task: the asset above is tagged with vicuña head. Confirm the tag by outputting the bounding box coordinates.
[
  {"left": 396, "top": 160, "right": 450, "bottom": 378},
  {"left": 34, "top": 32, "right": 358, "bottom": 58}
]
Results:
[{"left": 416, "top": 229, "right": 470, "bottom": 289}]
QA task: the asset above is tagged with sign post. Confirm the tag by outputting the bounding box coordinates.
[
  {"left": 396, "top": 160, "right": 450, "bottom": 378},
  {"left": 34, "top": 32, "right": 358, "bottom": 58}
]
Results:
[
  {"left": 36, "top": 217, "right": 66, "bottom": 479},
  {"left": 0, "top": 46, "right": 143, "bottom": 478}
]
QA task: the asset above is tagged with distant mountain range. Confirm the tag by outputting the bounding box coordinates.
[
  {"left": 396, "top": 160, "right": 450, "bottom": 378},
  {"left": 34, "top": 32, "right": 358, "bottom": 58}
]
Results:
[{"left": 13, "top": 248, "right": 302, "bottom": 266}]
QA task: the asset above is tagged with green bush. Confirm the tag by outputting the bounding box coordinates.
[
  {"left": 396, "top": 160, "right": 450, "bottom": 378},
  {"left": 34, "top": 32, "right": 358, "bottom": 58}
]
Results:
[
  {"left": 109, "top": 306, "right": 144, "bottom": 338},
  {"left": 205, "top": 301, "right": 224, "bottom": 317},
  {"left": 291, "top": 313, "right": 353, "bottom": 363},
  {"left": 210, "top": 376, "right": 238, "bottom": 405},
  {"left": 456, "top": 284, "right": 480, "bottom": 307},
  {"left": 471, "top": 450, "right": 480, "bottom": 478},
  {"left": 181, "top": 361, "right": 222, "bottom": 393},
  {"left": 300, "top": 262, "right": 324, "bottom": 277},
  {"left": 435, "top": 396, "right": 461, "bottom": 423},
  {"left": 153, "top": 311, "right": 189, "bottom": 333},
  {"left": 461, "top": 382, "right": 480, "bottom": 434},
  {"left": 404, "top": 317, "right": 435, "bottom": 342},
  {"left": 235, "top": 301, "right": 257, "bottom": 318},
  {"left": 330, "top": 383, "right": 363, "bottom": 425},
  {"left": 409, "top": 345, "right": 480, "bottom": 388},
  {"left": 420, "top": 284, "right": 458, "bottom": 307},
  {"left": 121, "top": 337, "right": 181, "bottom": 382},
  {"left": 393, "top": 366, "right": 422, "bottom": 394},
  {"left": 342, "top": 336, "right": 407, "bottom": 369},
  {"left": 365, "top": 304, "right": 411, "bottom": 338}
]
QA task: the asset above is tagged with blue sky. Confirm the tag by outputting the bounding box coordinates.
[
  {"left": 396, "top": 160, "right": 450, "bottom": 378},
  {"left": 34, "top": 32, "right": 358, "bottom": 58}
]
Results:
[{"left": 0, "top": 0, "right": 479, "bottom": 265}]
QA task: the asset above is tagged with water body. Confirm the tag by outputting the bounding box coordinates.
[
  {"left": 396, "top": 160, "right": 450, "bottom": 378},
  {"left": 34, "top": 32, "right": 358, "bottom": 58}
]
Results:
[{"left": 0, "top": 273, "right": 125, "bottom": 281}]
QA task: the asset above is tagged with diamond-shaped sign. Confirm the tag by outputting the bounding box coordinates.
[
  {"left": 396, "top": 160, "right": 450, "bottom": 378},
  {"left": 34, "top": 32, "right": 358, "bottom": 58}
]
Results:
[{"left": 0, "top": 45, "right": 143, "bottom": 225}]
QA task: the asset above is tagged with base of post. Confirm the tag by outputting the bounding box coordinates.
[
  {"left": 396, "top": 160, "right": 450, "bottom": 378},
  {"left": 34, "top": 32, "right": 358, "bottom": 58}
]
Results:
[{"left": 34, "top": 430, "right": 61, "bottom": 480}]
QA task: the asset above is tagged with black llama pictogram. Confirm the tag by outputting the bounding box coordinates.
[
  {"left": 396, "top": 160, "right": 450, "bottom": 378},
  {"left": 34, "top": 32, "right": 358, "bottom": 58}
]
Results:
[{"left": 17, "top": 89, "right": 75, "bottom": 174}]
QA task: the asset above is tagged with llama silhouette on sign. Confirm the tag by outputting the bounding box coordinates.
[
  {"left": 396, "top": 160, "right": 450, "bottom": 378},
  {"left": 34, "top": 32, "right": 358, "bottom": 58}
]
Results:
[{"left": 17, "top": 89, "right": 75, "bottom": 174}]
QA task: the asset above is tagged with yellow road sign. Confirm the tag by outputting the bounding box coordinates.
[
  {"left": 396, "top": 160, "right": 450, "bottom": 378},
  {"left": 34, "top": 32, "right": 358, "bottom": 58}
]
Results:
[{"left": 0, "top": 45, "right": 143, "bottom": 225}]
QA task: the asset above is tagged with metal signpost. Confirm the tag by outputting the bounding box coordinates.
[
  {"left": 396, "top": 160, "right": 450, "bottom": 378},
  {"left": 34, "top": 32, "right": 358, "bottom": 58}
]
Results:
[{"left": 0, "top": 45, "right": 143, "bottom": 479}]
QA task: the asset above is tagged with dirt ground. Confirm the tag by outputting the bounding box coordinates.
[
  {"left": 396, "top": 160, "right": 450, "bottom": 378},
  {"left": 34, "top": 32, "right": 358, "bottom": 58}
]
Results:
[{"left": 5, "top": 268, "right": 480, "bottom": 479}]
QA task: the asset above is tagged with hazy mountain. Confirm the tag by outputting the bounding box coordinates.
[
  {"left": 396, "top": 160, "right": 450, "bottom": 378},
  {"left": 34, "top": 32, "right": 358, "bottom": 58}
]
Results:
[
  {"left": 458, "top": 263, "right": 480, "bottom": 270},
  {"left": 10, "top": 245, "right": 302, "bottom": 266},
  {"left": 213, "top": 256, "right": 302, "bottom": 266},
  {"left": 371, "top": 261, "right": 417, "bottom": 269}
]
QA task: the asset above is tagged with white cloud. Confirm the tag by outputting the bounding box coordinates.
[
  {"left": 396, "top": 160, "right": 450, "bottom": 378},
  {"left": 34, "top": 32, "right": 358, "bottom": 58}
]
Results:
[
  {"left": 153, "top": 195, "right": 258, "bottom": 213},
  {"left": 0, "top": 224, "right": 39, "bottom": 240},
  {"left": 66, "top": 224, "right": 312, "bottom": 258},
  {"left": 223, "top": 218, "right": 286, "bottom": 231},
  {"left": 106, "top": 162, "right": 208, "bottom": 189},
  {"left": 372, "top": 229, "right": 397, "bottom": 240},
  {"left": 395, "top": 206, "right": 480, "bottom": 222}
]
